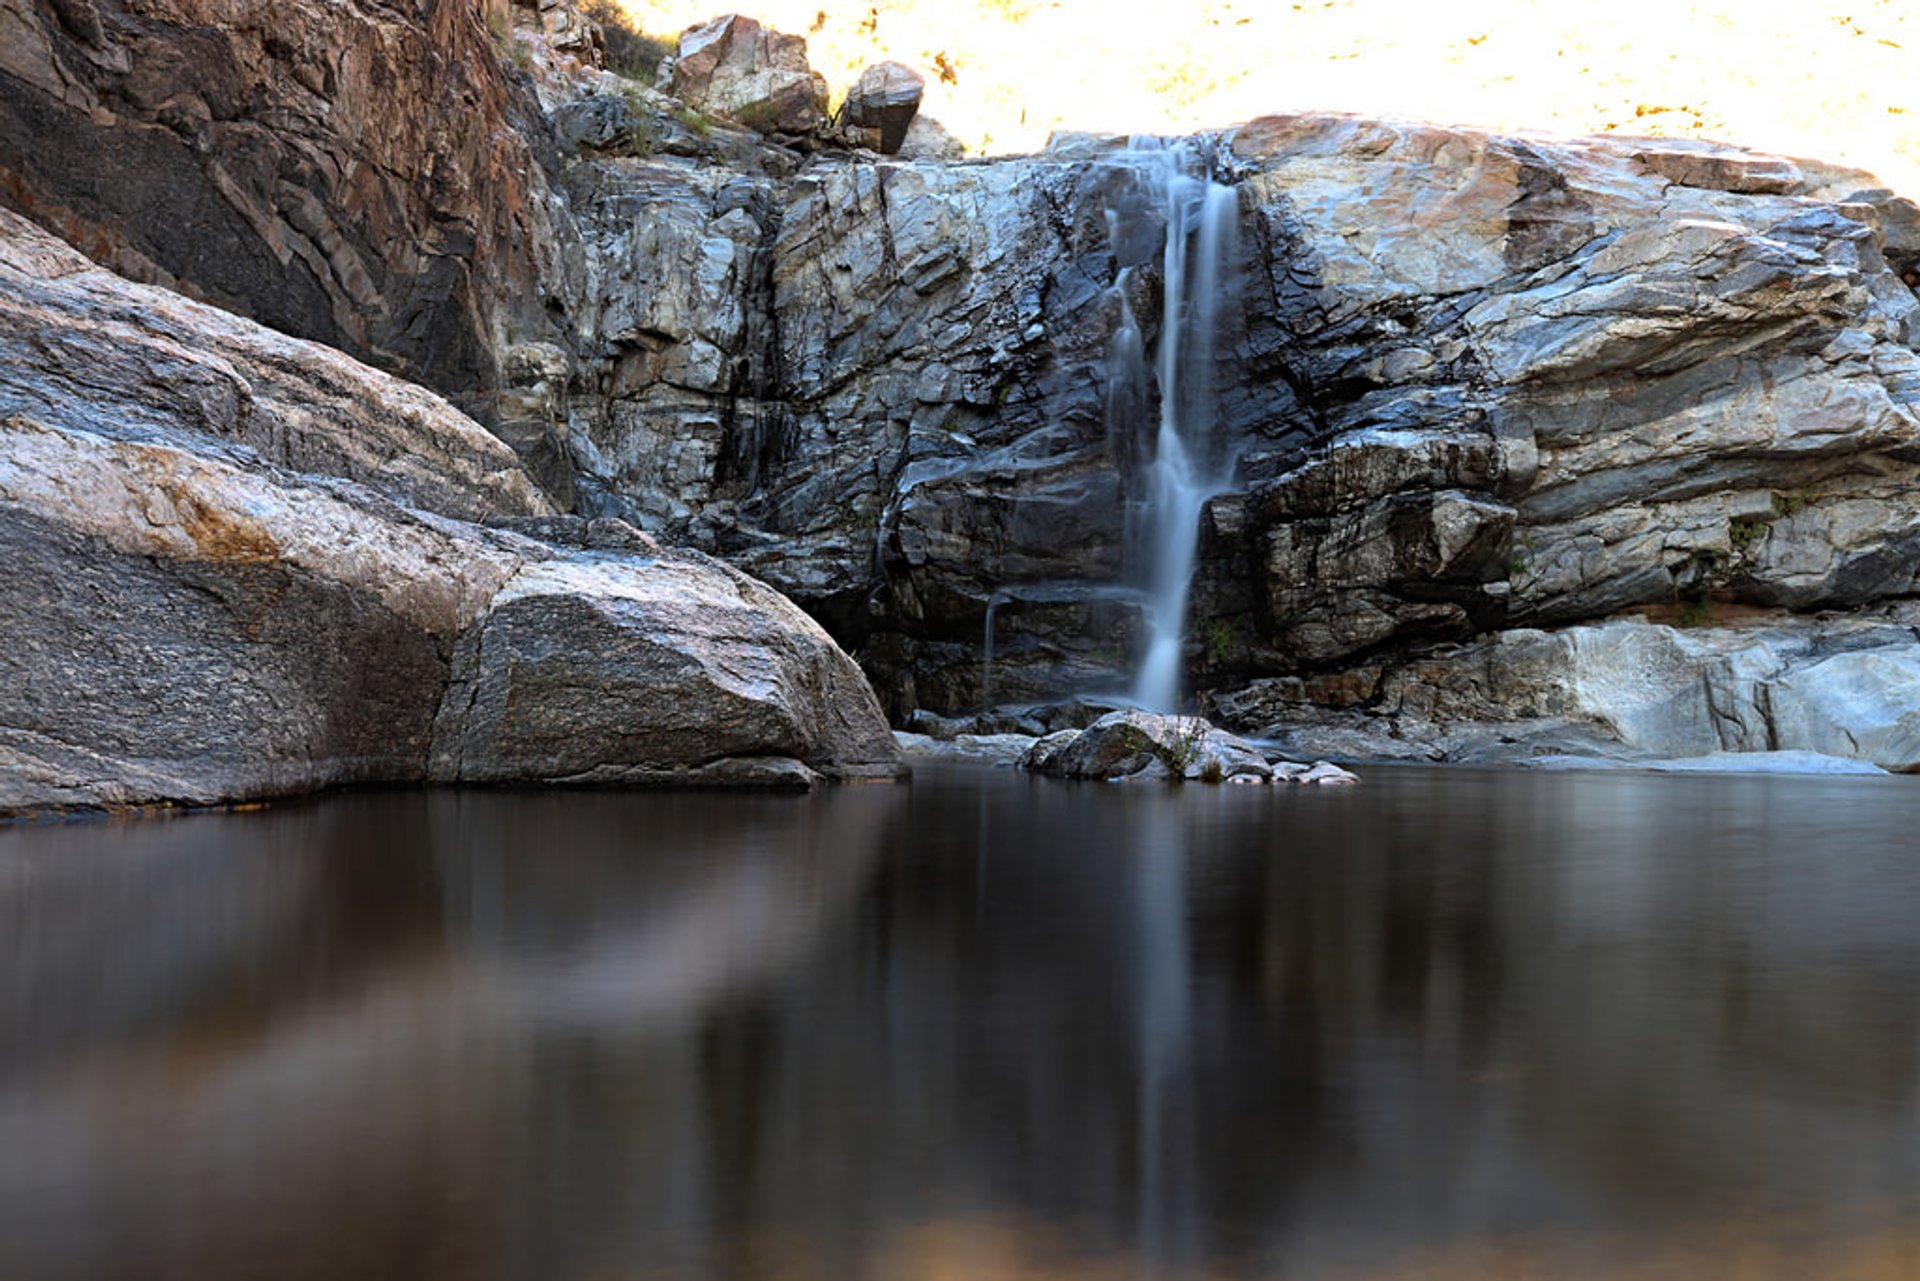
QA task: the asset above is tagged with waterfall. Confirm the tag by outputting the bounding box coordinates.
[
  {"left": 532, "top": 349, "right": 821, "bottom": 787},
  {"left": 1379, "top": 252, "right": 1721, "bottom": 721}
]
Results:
[{"left": 1111, "top": 143, "right": 1238, "bottom": 714}]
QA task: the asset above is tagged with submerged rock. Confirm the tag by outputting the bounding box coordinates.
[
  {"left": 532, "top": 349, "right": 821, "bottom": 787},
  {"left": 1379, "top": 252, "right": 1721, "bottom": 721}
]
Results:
[{"left": 0, "top": 210, "right": 901, "bottom": 816}]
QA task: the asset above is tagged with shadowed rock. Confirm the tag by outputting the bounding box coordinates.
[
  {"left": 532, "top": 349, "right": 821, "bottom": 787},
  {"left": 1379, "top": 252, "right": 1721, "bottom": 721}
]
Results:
[{"left": 839, "top": 61, "right": 925, "bottom": 154}]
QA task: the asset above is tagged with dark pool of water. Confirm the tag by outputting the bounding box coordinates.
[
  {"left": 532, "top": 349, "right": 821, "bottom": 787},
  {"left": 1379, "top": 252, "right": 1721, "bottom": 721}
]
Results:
[{"left": 1, "top": 764, "right": 1916, "bottom": 1280}]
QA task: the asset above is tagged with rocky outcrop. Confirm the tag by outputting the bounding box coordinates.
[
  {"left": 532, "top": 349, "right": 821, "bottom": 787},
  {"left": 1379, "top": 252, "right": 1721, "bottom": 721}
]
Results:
[
  {"left": 8, "top": 0, "right": 1920, "bottom": 769},
  {"left": 0, "top": 209, "right": 900, "bottom": 815},
  {"left": 1210, "top": 604, "right": 1920, "bottom": 771},
  {"left": 541, "top": 114, "right": 1920, "bottom": 735},
  {"left": 1017, "top": 710, "right": 1359, "bottom": 784},
  {"left": 666, "top": 14, "right": 829, "bottom": 138},
  {"left": 1206, "top": 116, "right": 1920, "bottom": 683},
  {"left": 1022, "top": 711, "right": 1275, "bottom": 782},
  {"left": 0, "top": 0, "right": 577, "bottom": 436}
]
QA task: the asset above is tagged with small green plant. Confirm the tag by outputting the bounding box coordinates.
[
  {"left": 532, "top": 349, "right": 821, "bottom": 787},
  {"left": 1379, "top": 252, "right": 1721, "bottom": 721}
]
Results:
[
  {"left": 1508, "top": 529, "right": 1536, "bottom": 578},
  {"left": 1678, "top": 590, "right": 1713, "bottom": 628},
  {"left": 485, "top": 2, "right": 511, "bottom": 44},
  {"left": 726, "top": 99, "right": 772, "bottom": 132},
  {"left": 1167, "top": 723, "right": 1200, "bottom": 773},
  {"left": 510, "top": 36, "right": 534, "bottom": 68},
  {"left": 1771, "top": 490, "right": 1814, "bottom": 518},
  {"left": 627, "top": 111, "right": 657, "bottom": 157},
  {"left": 1729, "top": 514, "right": 1770, "bottom": 552},
  {"left": 1201, "top": 617, "right": 1239, "bottom": 665},
  {"left": 669, "top": 102, "right": 714, "bottom": 137}
]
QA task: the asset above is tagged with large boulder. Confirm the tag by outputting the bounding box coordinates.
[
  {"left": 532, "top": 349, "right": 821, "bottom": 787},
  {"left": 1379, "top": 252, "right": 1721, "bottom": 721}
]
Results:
[
  {"left": 838, "top": 61, "right": 925, "bottom": 154},
  {"left": 0, "top": 210, "right": 901, "bottom": 815},
  {"left": 667, "top": 14, "right": 828, "bottom": 136}
]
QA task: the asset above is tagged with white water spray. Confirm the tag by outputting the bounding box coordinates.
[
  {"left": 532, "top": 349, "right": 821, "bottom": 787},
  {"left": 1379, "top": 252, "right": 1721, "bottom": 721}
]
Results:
[{"left": 1115, "top": 144, "right": 1238, "bottom": 713}]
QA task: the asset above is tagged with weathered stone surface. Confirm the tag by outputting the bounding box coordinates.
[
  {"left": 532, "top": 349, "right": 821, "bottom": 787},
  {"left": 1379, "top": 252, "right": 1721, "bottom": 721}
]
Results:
[
  {"left": 667, "top": 14, "right": 828, "bottom": 136},
  {"left": 839, "top": 61, "right": 924, "bottom": 155},
  {"left": 1021, "top": 710, "right": 1272, "bottom": 782},
  {"left": 0, "top": 0, "right": 578, "bottom": 432},
  {"left": 8, "top": 0, "right": 1919, "bottom": 754},
  {"left": 430, "top": 548, "right": 904, "bottom": 786},
  {"left": 1210, "top": 605, "right": 1920, "bottom": 772},
  {"left": 0, "top": 210, "right": 900, "bottom": 815}
]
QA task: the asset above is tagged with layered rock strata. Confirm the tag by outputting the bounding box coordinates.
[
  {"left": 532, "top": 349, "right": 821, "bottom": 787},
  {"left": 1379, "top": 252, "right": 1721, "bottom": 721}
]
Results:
[
  {"left": 7, "top": 0, "right": 1920, "bottom": 771},
  {"left": 0, "top": 209, "right": 900, "bottom": 815},
  {"left": 0, "top": 0, "right": 577, "bottom": 431}
]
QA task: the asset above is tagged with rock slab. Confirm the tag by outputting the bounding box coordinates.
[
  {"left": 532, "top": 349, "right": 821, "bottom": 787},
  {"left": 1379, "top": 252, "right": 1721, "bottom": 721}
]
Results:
[{"left": 0, "top": 209, "right": 901, "bottom": 815}]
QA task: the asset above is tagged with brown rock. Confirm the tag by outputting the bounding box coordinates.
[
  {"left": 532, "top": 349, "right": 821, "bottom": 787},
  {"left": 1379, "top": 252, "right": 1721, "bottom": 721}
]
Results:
[
  {"left": 668, "top": 14, "right": 828, "bottom": 135},
  {"left": 839, "top": 61, "right": 925, "bottom": 154},
  {"left": 0, "top": 0, "right": 575, "bottom": 429}
]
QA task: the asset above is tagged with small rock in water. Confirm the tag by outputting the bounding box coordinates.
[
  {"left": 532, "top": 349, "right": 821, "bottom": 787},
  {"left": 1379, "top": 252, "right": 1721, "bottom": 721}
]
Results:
[
  {"left": 1021, "top": 710, "right": 1272, "bottom": 784},
  {"left": 1296, "top": 761, "right": 1362, "bottom": 787}
]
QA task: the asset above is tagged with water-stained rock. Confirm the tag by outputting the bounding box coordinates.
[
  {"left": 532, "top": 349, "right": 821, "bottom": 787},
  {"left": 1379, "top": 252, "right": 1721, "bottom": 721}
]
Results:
[{"left": 0, "top": 0, "right": 578, "bottom": 428}]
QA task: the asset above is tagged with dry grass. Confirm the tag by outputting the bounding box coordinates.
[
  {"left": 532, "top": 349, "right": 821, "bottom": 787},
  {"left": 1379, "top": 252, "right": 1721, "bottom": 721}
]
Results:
[{"left": 607, "top": 0, "right": 1919, "bottom": 194}]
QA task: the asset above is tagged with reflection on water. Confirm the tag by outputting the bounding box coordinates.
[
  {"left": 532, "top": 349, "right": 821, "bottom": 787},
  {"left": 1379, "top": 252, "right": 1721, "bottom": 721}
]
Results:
[{"left": 0, "top": 767, "right": 1915, "bottom": 1280}]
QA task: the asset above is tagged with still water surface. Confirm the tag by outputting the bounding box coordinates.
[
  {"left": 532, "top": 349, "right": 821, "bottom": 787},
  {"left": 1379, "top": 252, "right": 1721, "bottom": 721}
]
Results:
[{"left": 1, "top": 764, "right": 1915, "bottom": 1280}]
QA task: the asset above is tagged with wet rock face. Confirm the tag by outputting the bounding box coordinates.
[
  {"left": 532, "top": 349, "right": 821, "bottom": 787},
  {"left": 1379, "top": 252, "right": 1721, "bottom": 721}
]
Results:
[
  {"left": 557, "top": 146, "right": 1300, "bottom": 719},
  {"left": 550, "top": 112, "right": 1920, "bottom": 723},
  {"left": 0, "top": 0, "right": 574, "bottom": 420},
  {"left": 0, "top": 209, "right": 900, "bottom": 815}
]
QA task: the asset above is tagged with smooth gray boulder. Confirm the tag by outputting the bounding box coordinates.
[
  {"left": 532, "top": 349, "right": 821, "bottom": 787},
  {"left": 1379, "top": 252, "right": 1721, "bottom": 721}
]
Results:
[{"left": 0, "top": 210, "right": 901, "bottom": 815}]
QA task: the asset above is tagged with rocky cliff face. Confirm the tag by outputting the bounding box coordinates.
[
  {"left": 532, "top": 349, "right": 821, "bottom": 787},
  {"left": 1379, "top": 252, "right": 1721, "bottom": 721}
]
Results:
[
  {"left": 0, "top": 0, "right": 577, "bottom": 446},
  {"left": 7, "top": 0, "right": 1920, "bottom": 770},
  {"left": 543, "top": 108, "right": 1920, "bottom": 743},
  {"left": 0, "top": 207, "right": 900, "bottom": 815}
]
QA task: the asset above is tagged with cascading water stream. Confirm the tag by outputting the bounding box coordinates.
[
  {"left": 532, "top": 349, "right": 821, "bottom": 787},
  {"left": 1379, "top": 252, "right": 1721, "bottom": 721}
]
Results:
[{"left": 1114, "top": 144, "right": 1238, "bottom": 714}]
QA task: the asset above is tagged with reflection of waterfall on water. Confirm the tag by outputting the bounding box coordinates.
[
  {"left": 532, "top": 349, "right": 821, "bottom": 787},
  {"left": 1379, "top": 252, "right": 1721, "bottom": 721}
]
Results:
[
  {"left": 1108, "top": 142, "right": 1238, "bottom": 713},
  {"left": 1130, "top": 797, "right": 1195, "bottom": 1267}
]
